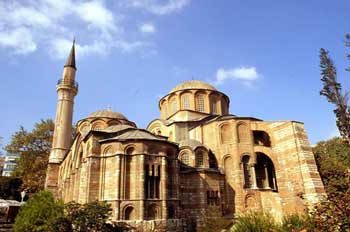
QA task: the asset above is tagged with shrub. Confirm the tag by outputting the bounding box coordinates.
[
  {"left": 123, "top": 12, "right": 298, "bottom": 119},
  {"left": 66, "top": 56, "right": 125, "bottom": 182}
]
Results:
[
  {"left": 51, "top": 201, "right": 132, "bottom": 232},
  {"left": 64, "top": 201, "right": 112, "bottom": 232},
  {"left": 197, "top": 206, "right": 233, "bottom": 232},
  {"left": 231, "top": 211, "right": 280, "bottom": 232},
  {"left": 13, "top": 191, "right": 64, "bottom": 232},
  {"left": 281, "top": 214, "right": 312, "bottom": 232}
]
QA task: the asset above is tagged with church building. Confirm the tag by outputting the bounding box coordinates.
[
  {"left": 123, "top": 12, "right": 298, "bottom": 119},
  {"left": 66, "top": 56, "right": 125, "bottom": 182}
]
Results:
[{"left": 45, "top": 42, "right": 325, "bottom": 230}]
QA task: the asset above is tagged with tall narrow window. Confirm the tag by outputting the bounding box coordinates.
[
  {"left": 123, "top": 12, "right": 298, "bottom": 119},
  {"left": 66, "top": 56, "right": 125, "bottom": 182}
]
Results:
[
  {"left": 125, "top": 156, "right": 132, "bottom": 199},
  {"left": 195, "top": 151, "right": 204, "bottom": 167},
  {"left": 145, "top": 164, "right": 161, "bottom": 199},
  {"left": 220, "top": 124, "right": 230, "bottom": 143},
  {"left": 182, "top": 94, "right": 190, "bottom": 109},
  {"left": 196, "top": 94, "right": 205, "bottom": 112},
  {"left": 171, "top": 99, "right": 177, "bottom": 114},
  {"left": 181, "top": 153, "right": 189, "bottom": 166},
  {"left": 163, "top": 105, "right": 168, "bottom": 118},
  {"left": 210, "top": 95, "right": 218, "bottom": 114},
  {"left": 237, "top": 123, "right": 249, "bottom": 143},
  {"left": 211, "top": 100, "right": 218, "bottom": 114},
  {"left": 242, "top": 155, "right": 251, "bottom": 188}
]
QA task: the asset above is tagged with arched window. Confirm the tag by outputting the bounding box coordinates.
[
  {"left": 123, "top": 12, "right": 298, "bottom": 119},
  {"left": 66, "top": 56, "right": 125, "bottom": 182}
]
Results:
[
  {"left": 145, "top": 164, "right": 160, "bottom": 199},
  {"left": 253, "top": 131, "right": 271, "bottom": 147},
  {"left": 195, "top": 150, "right": 204, "bottom": 167},
  {"left": 255, "top": 153, "right": 278, "bottom": 191},
  {"left": 180, "top": 153, "right": 189, "bottom": 166},
  {"left": 237, "top": 123, "right": 249, "bottom": 143},
  {"left": 125, "top": 147, "right": 134, "bottom": 199},
  {"left": 242, "top": 155, "right": 251, "bottom": 188},
  {"left": 196, "top": 93, "right": 205, "bottom": 112},
  {"left": 92, "top": 122, "right": 104, "bottom": 131},
  {"left": 220, "top": 124, "right": 230, "bottom": 143},
  {"left": 221, "top": 97, "right": 228, "bottom": 115},
  {"left": 182, "top": 94, "right": 191, "bottom": 110},
  {"left": 161, "top": 100, "right": 168, "bottom": 118},
  {"left": 170, "top": 98, "right": 177, "bottom": 114},
  {"left": 210, "top": 95, "right": 218, "bottom": 114},
  {"left": 208, "top": 151, "right": 218, "bottom": 169},
  {"left": 124, "top": 206, "right": 135, "bottom": 220},
  {"left": 163, "top": 105, "right": 168, "bottom": 118}
]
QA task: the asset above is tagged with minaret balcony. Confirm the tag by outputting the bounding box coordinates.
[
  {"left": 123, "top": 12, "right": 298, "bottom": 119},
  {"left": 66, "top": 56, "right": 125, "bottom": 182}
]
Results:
[{"left": 57, "top": 79, "right": 79, "bottom": 90}]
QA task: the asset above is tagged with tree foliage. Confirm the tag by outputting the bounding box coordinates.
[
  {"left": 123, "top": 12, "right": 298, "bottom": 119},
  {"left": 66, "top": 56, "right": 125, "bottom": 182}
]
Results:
[
  {"left": 5, "top": 119, "right": 54, "bottom": 193},
  {"left": 310, "top": 137, "right": 350, "bottom": 231},
  {"left": 313, "top": 137, "right": 350, "bottom": 193},
  {"left": 14, "top": 191, "right": 64, "bottom": 232},
  {"left": 61, "top": 201, "right": 113, "bottom": 232},
  {"left": 14, "top": 191, "right": 128, "bottom": 232},
  {"left": 319, "top": 47, "right": 350, "bottom": 142}
]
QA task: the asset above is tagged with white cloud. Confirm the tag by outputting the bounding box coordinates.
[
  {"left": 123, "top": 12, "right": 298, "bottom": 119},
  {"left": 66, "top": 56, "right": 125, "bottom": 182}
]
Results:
[
  {"left": 74, "top": 1, "right": 118, "bottom": 34},
  {"left": 0, "top": 0, "right": 163, "bottom": 59},
  {"left": 125, "top": 0, "right": 190, "bottom": 15},
  {"left": 0, "top": 28, "right": 37, "bottom": 54},
  {"left": 214, "top": 66, "right": 261, "bottom": 85},
  {"left": 139, "top": 23, "right": 156, "bottom": 34}
]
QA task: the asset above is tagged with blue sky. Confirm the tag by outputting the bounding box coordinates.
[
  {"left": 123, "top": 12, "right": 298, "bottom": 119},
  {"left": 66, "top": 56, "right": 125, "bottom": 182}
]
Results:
[{"left": 0, "top": 0, "right": 349, "bottom": 151}]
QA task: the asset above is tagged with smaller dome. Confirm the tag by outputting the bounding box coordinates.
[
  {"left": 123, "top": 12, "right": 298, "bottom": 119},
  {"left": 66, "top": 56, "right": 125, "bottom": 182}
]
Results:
[
  {"left": 87, "top": 110, "right": 128, "bottom": 120},
  {"left": 170, "top": 80, "right": 217, "bottom": 93}
]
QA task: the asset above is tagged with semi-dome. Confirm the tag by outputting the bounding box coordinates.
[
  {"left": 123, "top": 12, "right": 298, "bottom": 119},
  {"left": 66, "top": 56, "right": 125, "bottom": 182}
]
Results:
[
  {"left": 170, "top": 80, "right": 217, "bottom": 93},
  {"left": 87, "top": 110, "right": 128, "bottom": 120}
]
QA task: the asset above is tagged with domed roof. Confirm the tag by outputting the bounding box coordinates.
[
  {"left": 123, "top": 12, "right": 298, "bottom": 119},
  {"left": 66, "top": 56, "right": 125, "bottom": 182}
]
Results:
[
  {"left": 87, "top": 110, "right": 128, "bottom": 120},
  {"left": 170, "top": 80, "right": 217, "bottom": 93}
]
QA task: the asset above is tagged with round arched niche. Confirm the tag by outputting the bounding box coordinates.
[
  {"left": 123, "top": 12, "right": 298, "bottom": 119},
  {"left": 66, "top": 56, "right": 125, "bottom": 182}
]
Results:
[{"left": 124, "top": 205, "right": 136, "bottom": 220}]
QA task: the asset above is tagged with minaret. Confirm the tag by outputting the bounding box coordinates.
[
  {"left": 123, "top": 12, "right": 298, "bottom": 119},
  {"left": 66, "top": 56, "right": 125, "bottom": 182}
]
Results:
[{"left": 45, "top": 40, "right": 78, "bottom": 195}]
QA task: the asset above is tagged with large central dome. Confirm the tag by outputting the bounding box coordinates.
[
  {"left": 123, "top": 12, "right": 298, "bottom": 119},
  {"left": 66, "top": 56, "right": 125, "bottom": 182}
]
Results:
[
  {"left": 87, "top": 110, "right": 128, "bottom": 120},
  {"left": 170, "top": 80, "right": 217, "bottom": 93}
]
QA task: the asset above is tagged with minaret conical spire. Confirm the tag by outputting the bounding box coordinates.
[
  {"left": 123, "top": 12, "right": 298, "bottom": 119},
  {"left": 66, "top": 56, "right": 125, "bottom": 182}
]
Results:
[{"left": 64, "top": 39, "right": 76, "bottom": 69}]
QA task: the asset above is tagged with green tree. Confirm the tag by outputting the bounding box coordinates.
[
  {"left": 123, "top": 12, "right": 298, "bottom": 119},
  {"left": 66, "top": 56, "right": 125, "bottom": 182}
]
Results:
[
  {"left": 5, "top": 119, "right": 54, "bottom": 193},
  {"left": 311, "top": 138, "right": 350, "bottom": 231},
  {"left": 319, "top": 47, "right": 350, "bottom": 143},
  {"left": 312, "top": 137, "right": 350, "bottom": 193},
  {"left": 65, "top": 201, "right": 112, "bottom": 232},
  {"left": 13, "top": 191, "right": 64, "bottom": 232}
]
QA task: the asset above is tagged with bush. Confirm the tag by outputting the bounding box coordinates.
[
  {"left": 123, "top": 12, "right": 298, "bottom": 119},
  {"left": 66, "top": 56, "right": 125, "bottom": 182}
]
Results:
[
  {"left": 51, "top": 201, "right": 132, "bottom": 232},
  {"left": 281, "top": 214, "right": 312, "bottom": 232},
  {"left": 231, "top": 211, "right": 280, "bottom": 232},
  {"left": 13, "top": 191, "right": 64, "bottom": 232},
  {"left": 197, "top": 206, "right": 233, "bottom": 232},
  {"left": 64, "top": 201, "right": 112, "bottom": 232}
]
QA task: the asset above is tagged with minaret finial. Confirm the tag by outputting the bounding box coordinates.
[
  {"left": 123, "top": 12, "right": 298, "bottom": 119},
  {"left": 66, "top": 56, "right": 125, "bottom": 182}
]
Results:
[{"left": 64, "top": 38, "right": 76, "bottom": 70}]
